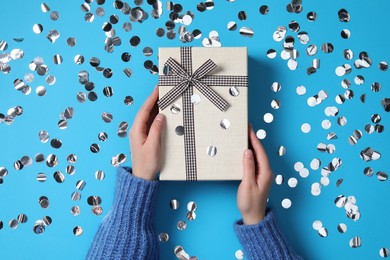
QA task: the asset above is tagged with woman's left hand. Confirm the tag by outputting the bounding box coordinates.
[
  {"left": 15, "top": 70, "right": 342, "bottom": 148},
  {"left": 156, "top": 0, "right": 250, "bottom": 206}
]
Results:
[{"left": 129, "top": 86, "right": 165, "bottom": 181}]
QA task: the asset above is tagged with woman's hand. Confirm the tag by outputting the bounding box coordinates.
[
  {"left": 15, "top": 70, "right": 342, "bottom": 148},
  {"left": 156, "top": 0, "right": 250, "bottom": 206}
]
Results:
[
  {"left": 129, "top": 86, "right": 165, "bottom": 181},
  {"left": 237, "top": 125, "right": 274, "bottom": 225}
]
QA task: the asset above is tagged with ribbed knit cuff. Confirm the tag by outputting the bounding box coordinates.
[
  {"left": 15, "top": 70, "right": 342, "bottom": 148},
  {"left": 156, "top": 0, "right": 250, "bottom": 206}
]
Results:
[
  {"left": 87, "top": 166, "right": 159, "bottom": 260},
  {"left": 234, "top": 209, "right": 301, "bottom": 260}
]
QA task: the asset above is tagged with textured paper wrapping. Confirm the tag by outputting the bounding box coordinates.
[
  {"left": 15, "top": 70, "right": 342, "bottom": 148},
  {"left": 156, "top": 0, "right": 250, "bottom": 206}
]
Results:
[{"left": 158, "top": 47, "right": 248, "bottom": 181}]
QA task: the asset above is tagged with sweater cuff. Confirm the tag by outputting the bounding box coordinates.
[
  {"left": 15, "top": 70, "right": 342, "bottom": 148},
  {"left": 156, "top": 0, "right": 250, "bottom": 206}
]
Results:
[
  {"left": 234, "top": 209, "right": 299, "bottom": 260},
  {"left": 112, "top": 166, "right": 159, "bottom": 223}
]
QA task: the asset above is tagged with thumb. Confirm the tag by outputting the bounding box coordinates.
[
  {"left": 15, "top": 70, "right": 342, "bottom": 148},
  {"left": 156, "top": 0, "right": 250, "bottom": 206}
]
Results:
[
  {"left": 242, "top": 149, "right": 256, "bottom": 184},
  {"left": 147, "top": 113, "right": 166, "bottom": 146}
]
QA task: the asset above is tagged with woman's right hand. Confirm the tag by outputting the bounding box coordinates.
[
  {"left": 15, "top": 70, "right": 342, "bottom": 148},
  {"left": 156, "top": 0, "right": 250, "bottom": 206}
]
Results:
[{"left": 237, "top": 125, "right": 274, "bottom": 225}]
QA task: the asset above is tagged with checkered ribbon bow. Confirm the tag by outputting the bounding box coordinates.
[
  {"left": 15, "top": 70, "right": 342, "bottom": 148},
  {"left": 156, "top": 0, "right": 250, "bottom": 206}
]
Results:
[{"left": 157, "top": 57, "right": 229, "bottom": 112}]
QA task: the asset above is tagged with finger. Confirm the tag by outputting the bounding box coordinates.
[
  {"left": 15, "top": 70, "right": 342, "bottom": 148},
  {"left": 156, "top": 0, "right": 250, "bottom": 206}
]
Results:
[
  {"left": 132, "top": 86, "right": 159, "bottom": 137},
  {"left": 242, "top": 149, "right": 256, "bottom": 184},
  {"left": 146, "top": 101, "right": 159, "bottom": 130},
  {"left": 248, "top": 125, "right": 273, "bottom": 185},
  {"left": 146, "top": 113, "right": 166, "bottom": 146}
]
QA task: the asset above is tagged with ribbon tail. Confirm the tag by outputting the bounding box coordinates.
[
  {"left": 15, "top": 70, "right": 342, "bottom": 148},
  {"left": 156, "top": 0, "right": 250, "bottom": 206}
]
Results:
[
  {"left": 192, "top": 81, "right": 230, "bottom": 111},
  {"left": 157, "top": 81, "right": 190, "bottom": 110}
]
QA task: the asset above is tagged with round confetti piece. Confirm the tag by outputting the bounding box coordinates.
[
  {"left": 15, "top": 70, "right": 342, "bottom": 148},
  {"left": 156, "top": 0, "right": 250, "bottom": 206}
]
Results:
[
  {"left": 301, "top": 123, "right": 311, "bottom": 133},
  {"left": 312, "top": 220, "right": 323, "bottom": 230},
  {"left": 256, "top": 129, "right": 266, "bottom": 139},
  {"left": 320, "top": 177, "right": 330, "bottom": 186},
  {"left": 177, "top": 220, "right": 187, "bottom": 231},
  {"left": 299, "top": 168, "right": 309, "bottom": 178},
  {"left": 310, "top": 158, "right": 321, "bottom": 170},
  {"left": 311, "top": 183, "right": 321, "bottom": 196},
  {"left": 288, "top": 178, "right": 298, "bottom": 188},
  {"left": 220, "top": 119, "right": 231, "bottom": 130},
  {"left": 294, "top": 162, "right": 304, "bottom": 172},
  {"left": 263, "top": 113, "right": 274, "bottom": 123},
  {"left": 281, "top": 198, "right": 292, "bottom": 209},
  {"left": 235, "top": 249, "right": 244, "bottom": 260},
  {"left": 296, "top": 85, "right": 306, "bottom": 95},
  {"left": 349, "top": 236, "right": 362, "bottom": 248},
  {"left": 337, "top": 223, "right": 347, "bottom": 233},
  {"left": 159, "top": 232, "right": 169, "bottom": 242},
  {"left": 379, "top": 248, "right": 389, "bottom": 258},
  {"left": 318, "top": 227, "right": 328, "bottom": 237},
  {"left": 321, "top": 120, "right": 332, "bottom": 129},
  {"left": 73, "top": 226, "right": 83, "bottom": 236},
  {"left": 275, "top": 175, "right": 284, "bottom": 185}
]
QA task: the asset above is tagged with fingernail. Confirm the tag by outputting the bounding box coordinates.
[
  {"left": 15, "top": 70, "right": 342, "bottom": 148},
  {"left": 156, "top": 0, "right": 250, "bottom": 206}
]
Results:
[
  {"left": 155, "top": 113, "right": 165, "bottom": 122},
  {"left": 244, "top": 149, "right": 253, "bottom": 158}
]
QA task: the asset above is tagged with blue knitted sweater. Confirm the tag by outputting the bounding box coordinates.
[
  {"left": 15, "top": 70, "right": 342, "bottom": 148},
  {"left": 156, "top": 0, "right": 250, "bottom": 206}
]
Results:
[{"left": 87, "top": 167, "right": 301, "bottom": 260}]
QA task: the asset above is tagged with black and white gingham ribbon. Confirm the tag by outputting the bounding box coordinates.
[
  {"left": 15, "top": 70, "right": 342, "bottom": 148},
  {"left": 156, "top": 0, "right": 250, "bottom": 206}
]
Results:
[{"left": 158, "top": 47, "right": 248, "bottom": 180}]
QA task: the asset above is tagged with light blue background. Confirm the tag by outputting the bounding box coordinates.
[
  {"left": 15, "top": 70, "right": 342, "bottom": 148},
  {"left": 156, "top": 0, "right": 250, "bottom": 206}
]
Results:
[{"left": 0, "top": 0, "right": 389, "bottom": 259}]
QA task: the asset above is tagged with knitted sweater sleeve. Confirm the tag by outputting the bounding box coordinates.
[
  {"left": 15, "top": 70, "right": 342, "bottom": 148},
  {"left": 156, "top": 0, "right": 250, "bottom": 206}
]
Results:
[
  {"left": 234, "top": 209, "right": 302, "bottom": 260},
  {"left": 87, "top": 166, "right": 159, "bottom": 260}
]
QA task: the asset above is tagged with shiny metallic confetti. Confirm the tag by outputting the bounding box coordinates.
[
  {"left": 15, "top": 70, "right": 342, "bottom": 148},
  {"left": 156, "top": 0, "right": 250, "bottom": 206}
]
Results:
[
  {"left": 186, "top": 211, "right": 196, "bottom": 221},
  {"left": 0, "top": 167, "right": 8, "bottom": 177},
  {"left": 17, "top": 214, "right": 28, "bottom": 224},
  {"left": 288, "top": 177, "right": 298, "bottom": 188},
  {"left": 360, "top": 147, "right": 381, "bottom": 162},
  {"left": 177, "top": 220, "right": 187, "bottom": 231},
  {"left": 380, "top": 248, "right": 389, "bottom": 258},
  {"left": 159, "top": 232, "right": 169, "bottom": 242},
  {"left": 220, "top": 119, "right": 231, "bottom": 130},
  {"left": 338, "top": 9, "right": 350, "bottom": 22},
  {"left": 101, "top": 112, "right": 113, "bottom": 123},
  {"left": 278, "top": 146, "right": 286, "bottom": 156},
  {"left": 301, "top": 123, "right": 311, "bottom": 133},
  {"left": 9, "top": 219, "right": 19, "bottom": 229},
  {"left": 227, "top": 21, "right": 237, "bottom": 31},
  {"left": 111, "top": 153, "right": 127, "bottom": 167},
  {"left": 175, "top": 126, "right": 184, "bottom": 136},
  {"left": 312, "top": 220, "right": 323, "bottom": 230},
  {"left": 92, "top": 205, "right": 103, "bottom": 216},
  {"left": 39, "top": 196, "right": 49, "bottom": 208},
  {"left": 281, "top": 198, "right": 292, "bottom": 209},
  {"left": 349, "top": 236, "right": 362, "bottom": 248},
  {"left": 124, "top": 96, "right": 134, "bottom": 106},
  {"left": 235, "top": 249, "right": 244, "bottom": 260},
  {"left": 263, "top": 113, "right": 274, "bottom": 123},
  {"left": 53, "top": 171, "right": 64, "bottom": 183},
  {"left": 71, "top": 192, "right": 81, "bottom": 201},
  {"left": 337, "top": 223, "right": 347, "bottom": 233},
  {"left": 207, "top": 145, "right": 217, "bottom": 157},
  {"left": 41, "top": 3, "right": 50, "bottom": 12},
  {"left": 377, "top": 171, "right": 388, "bottom": 181},
  {"left": 71, "top": 206, "right": 80, "bottom": 216},
  {"left": 318, "top": 227, "right": 328, "bottom": 238},
  {"left": 73, "top": 226, "right": 83, "bottom": 236},
  {"left": 46, "top": 30, "right": 60, "bottom": 43},
  {"left": 170, "top": 199, "right": 179, "bottom": 210},
  {"left": 256, "top": 129, "right": 266, "bottom": 139},
  {"left": 174, "top": 245, "right": 190, "bottom": 260},
  {"left": 50, "top": 11, "right": 60, "bottom": 21},
  {"left": 275, "top": 174, "right": 284, "bottom": 185}
]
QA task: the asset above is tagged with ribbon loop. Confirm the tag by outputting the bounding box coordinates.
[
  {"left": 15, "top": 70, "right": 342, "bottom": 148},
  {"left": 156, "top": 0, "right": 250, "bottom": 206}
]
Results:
[
  {"left": 192, "top": 59, "right": 217, "bottom": 79},
  {"left": 165, "top": 58, "right": 189, "bottom": 80}
]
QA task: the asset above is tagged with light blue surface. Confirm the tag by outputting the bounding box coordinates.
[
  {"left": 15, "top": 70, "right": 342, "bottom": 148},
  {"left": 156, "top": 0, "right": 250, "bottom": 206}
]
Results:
[{"left": 0, "top": 0, "right": 389, "bottom": 259}]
